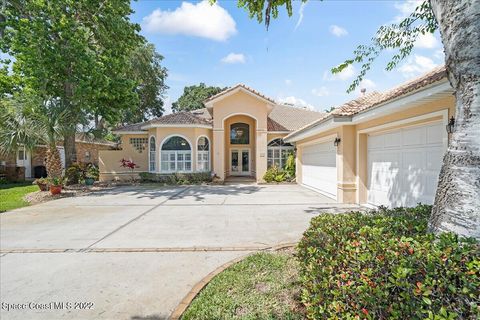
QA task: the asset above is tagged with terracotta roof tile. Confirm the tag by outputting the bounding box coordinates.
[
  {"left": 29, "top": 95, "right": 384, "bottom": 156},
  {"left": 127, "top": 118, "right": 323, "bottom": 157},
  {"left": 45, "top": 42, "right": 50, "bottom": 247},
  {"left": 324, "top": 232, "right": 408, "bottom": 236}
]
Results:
[
  {"left": 268, "top": 104, "right": 325, "bottom": 131},
  {"left": 146, "top": 111, "right": 212, "bottom": 126},
  {"left": 287, "top": 65, "right": 448, "bottom": 138}
]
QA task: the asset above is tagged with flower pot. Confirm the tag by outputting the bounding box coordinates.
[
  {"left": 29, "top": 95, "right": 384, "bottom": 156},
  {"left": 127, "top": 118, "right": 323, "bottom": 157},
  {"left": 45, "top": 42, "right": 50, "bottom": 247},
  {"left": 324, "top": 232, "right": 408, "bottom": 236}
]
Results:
[
  {"left": 37, "top": 183, "right": 48, "bottom": 192},
  {"left": 49, "top": 185, "right": 62, "bottom": 195},
  {"left": 84, "top": 177, "right": 95, "bottom": 186}
]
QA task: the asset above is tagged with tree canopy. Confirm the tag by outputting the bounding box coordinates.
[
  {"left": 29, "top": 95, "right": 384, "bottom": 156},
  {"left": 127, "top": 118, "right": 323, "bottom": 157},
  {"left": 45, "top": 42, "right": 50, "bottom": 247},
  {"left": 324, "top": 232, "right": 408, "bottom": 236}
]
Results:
[
  {"left": 172, "top": 83, "right": 226, "bottom": 112},
  {"left": 0, "top": 0, "right": 166, "bottom": 166}
]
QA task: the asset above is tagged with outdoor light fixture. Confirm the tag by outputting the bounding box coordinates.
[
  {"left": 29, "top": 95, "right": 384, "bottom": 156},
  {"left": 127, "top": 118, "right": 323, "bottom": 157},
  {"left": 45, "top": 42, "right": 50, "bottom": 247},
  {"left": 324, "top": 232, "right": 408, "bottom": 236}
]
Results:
[
  {"left": 334, "top": 137, "right": 341, "bottom": 147},
  {"left": 446, "top": 116, "right": 455, "bottom": 134}
]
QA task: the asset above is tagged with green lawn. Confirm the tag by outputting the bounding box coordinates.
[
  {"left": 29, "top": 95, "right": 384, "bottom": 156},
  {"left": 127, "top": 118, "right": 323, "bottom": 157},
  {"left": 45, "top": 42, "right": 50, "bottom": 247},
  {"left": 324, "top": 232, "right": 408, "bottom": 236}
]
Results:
[
  {"left": 0, "top": 182, "right": 38, "bottom": 212},
  {"left": 182, "top": 250, "right": 304, "bottom": 320}
]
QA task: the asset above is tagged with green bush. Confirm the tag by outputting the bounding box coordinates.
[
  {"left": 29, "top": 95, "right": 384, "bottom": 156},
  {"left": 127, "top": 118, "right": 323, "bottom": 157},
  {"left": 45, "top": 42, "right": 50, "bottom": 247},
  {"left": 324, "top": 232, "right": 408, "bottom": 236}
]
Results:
[
  {"left": 263, "top": 154, "right": 296, "bottom": 183},
  {"left": 139, "top": 171, "right": 212, "bottom": 184},
  {"left": 65, "top": 163, "right": 99, "bottom": 184},
  {"left": 297, "top": 205, "right": 480, "bottom": 320}
]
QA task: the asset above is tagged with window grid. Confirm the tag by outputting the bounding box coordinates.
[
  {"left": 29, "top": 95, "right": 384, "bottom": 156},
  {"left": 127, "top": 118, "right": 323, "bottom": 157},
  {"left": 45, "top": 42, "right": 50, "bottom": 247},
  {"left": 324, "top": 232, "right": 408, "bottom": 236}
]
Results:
[
  {"left": 161, "top": 151, "right": 192, "bottom": 173},
  {"left": 129, "top": 138, "right": 148, "bottom": 153}
]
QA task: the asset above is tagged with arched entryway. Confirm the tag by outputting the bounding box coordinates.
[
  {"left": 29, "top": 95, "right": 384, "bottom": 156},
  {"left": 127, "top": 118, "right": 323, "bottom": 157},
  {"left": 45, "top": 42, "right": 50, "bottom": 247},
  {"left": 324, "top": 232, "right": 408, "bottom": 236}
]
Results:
[{"left": 223, "top": 114, "right": 257, "bottom": 178}]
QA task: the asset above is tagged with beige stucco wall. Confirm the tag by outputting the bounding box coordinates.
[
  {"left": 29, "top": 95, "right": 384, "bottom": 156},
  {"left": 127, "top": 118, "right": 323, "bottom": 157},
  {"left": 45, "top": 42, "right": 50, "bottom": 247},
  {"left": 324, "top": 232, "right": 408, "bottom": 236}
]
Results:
[
  {"left": 99, "top": 128, "right": 214, "bottom": 181},
  {"left": 294, "top": 94, "right": 455, "bottom": 204},
  {"left": 210, "top": 89, "right": 274, "bottom": 182},
  {"left": 99, "top": 134, "right": 148, "bottom": 181}
]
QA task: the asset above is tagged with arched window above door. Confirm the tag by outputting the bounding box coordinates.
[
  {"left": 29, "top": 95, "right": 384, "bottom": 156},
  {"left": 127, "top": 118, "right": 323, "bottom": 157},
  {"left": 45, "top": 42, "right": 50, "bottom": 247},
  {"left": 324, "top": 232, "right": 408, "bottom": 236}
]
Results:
[{"left": 230, "top": 123, "right": 249, "bottom": 144}]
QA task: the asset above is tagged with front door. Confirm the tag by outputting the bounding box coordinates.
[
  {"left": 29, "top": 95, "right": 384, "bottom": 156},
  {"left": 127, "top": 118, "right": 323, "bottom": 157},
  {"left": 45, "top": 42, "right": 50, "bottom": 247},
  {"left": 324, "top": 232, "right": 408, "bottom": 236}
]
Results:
[{"left": 230, "top": 149, "right": 250, "bottom": 176}]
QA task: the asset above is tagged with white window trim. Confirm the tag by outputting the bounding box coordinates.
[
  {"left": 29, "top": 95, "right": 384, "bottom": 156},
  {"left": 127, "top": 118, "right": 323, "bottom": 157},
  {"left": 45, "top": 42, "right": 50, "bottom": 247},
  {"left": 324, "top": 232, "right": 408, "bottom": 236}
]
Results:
[
  {"left": 196, "top": 135, "right": 211, "bottom": 172},
  {"left": 149, "top": 135, "right": 156, "bottom": 173},
  {"left": 267, "top": 139, "right": 294, "bottom": 169},
  {"left": 159, "top": 134, "right": 193, "bottom": 173}
]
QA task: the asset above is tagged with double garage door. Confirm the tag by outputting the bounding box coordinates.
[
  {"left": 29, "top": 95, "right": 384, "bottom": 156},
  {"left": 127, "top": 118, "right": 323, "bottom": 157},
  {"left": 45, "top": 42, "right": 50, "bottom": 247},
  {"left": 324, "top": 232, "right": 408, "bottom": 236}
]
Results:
[
  {"left": 367, "top": 122, "right": 445, "bottom": 207},
  {"left": 299, "top": 121, "right": 445, "bottom": 207},
  {"left": 301, "top": 141, "right": 337, "bottom": 200}
]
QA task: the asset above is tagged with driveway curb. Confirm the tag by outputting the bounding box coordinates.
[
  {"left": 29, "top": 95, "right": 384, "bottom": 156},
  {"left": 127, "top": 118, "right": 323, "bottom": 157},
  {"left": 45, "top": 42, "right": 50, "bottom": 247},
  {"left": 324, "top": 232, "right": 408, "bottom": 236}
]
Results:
[{"left": 169, "top": 242, "right": 298, "bottom": 320}]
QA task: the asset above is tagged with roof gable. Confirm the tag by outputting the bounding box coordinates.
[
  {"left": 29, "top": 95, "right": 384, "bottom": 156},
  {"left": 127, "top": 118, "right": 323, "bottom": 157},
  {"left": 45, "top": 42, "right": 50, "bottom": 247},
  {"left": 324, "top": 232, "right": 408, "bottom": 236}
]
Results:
[{"left": 204, "top": 84, "right": 276, "bottom": 106}]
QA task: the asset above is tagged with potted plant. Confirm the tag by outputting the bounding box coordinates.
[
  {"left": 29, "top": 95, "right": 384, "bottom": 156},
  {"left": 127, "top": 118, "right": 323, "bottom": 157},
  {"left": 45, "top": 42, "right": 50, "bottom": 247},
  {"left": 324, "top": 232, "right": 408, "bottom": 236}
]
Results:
[
  {"left": 33, "top": 178, "right": 49, "bottom": 191},
  {"left": 84, "top": 164, "right": 99, "bottom": 186},
  {"left": 48, "top": 176, "right": 64, "bottom": 195}
]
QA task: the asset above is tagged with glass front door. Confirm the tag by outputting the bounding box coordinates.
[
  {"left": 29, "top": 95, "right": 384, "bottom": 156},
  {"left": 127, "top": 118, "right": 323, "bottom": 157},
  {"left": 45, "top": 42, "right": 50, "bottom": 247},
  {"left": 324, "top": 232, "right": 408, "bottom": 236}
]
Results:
[{"left": 231, "top": 149, "right": 250, "bottom": 175}]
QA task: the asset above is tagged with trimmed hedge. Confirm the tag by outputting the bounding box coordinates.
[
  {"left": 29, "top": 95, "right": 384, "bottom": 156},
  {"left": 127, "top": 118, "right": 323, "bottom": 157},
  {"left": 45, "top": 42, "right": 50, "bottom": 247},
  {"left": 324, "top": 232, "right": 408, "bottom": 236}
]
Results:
[
  {"left": 139, "top": 172, "right": 212, "bottom": 184},
  {"left": 297, "top": 205, "right": 480, "bottom": 319}
]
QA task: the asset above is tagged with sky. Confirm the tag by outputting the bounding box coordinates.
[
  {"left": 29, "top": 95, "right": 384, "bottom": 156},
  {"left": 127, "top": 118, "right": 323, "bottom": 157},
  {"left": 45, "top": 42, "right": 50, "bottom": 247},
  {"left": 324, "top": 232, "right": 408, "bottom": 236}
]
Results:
[{"left": 130, "top": 0, "right": 444, "bottom": 114}]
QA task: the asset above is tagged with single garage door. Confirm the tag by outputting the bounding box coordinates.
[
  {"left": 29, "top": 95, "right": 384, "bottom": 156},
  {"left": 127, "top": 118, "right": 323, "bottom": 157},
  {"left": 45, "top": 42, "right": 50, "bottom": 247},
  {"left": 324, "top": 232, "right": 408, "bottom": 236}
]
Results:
[
  {"left": 367, "top": 121, "right": 445, "bottom": 207},
  {"left": 301, "top": 141, "right": 337, "bottom": 199}
]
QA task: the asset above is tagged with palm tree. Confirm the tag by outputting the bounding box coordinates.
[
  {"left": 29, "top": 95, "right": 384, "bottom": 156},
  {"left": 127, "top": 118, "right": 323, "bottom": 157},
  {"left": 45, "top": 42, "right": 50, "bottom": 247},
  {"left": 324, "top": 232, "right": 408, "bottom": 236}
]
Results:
[{"left": 0, "top": 94, "right": 69, "bottom": 179}]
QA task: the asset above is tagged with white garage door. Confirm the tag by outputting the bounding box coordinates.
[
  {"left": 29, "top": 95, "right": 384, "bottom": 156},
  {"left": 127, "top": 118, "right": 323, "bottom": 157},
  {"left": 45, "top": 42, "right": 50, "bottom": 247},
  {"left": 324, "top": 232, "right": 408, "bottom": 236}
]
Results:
[
  {"left": 301, "top": 141, "right": 337, "bottom": 199},
  {"left": 367, "top": 122, "right": 446, "bottom": 207}
]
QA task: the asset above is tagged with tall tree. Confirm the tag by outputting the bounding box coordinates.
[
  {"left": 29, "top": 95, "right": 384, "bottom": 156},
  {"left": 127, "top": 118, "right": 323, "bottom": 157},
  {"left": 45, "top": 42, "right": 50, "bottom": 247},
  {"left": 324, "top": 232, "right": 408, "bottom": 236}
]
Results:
[
  {"left": 172, "top": 83, "right": 226, "bottom": 112},
  {"left": 121, "top": 42, "right": 169, "bottom": 124},
  {"left": 1, "top": 0, "right": 143, "bottom": 168},
  {"left": 228, "top": 0, "right": 480, "bottom": 239}
]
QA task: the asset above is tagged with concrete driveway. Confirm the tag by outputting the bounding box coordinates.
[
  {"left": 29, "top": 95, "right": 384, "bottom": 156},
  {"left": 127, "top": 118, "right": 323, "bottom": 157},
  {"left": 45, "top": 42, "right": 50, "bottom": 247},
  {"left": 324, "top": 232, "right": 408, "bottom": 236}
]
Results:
[{"left": 1, "top": 184, "right": 361, "bottom": 319}]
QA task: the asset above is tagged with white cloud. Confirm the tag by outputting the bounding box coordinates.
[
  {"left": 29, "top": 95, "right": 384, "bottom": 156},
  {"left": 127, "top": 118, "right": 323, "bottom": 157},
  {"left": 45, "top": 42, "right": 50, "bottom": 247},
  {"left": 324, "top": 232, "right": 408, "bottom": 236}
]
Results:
[
  {"left": 434, "top": 49, "right": 445, "bottom": 60},
  {"left": 415, "top": 33, "right": 439, "bottom": 49},
  {"left": 393, "top": 0, "right": 422, "bottom": 23},
  {"left": 311, "top": 86, "right": 329, "bottom": 97},
  {"left": 295, "top": 2, "right": 307, "bottom": 30},
  {"left": 277, "top": 96, "right": 315, "bottom": 110},
  {"left": 323, "top": 64, "right": 356, "bottom": 81},
  {"left": 329, "top": 25, "right": 348, "bottom": 37},
  {"left": 284, "top": 79, "right": 292, "bottom": 85},
  {"left": 398, "top": 54, "right": 438, "bottom": 78},
  {"left": 163, "top": 96, "right": 173, "bottom": 115},
  {"left": 356, "top": 79, "right": 377, "bottom": 95},
  {"left": 221, "top": 53, "right": 246, "bottom": 64},
  {"left": 142, "top": 1, "right": 237, "bottom": 41}
]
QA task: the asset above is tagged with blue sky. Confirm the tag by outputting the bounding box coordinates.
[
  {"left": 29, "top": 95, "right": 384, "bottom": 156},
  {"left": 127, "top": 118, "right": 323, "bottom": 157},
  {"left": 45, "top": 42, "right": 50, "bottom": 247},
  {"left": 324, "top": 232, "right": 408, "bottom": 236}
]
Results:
[{"left": 131, "top": 0, "right": 444, "bottom": 113}]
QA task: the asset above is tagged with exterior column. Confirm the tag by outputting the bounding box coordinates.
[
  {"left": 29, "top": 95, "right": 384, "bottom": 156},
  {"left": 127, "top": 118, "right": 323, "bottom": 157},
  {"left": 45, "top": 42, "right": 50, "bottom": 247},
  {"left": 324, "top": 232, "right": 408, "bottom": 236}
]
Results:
[
  {"left": 213, "top": 129, "right": 225, "bottom": 180},
  {"left": 256, "top": 130, "right": 268, "bottom": 182},
  {"left": 337, "top": 126, "right": 357, "bottom": 203}
]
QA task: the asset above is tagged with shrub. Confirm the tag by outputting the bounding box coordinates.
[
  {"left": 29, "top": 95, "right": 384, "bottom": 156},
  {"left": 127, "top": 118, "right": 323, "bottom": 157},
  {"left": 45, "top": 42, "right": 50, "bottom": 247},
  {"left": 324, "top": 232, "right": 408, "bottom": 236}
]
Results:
[
  {"left": 297, "top": 205, "right": 480, "bottom": 320},
  {"left": 139, "top": 172, "right": 212, "bottom": 184},
  {"left": 85, "top": 164, "right": 99, "bottom": 180},
  {"left": 65, "top": 163, "right": 87, "bottom": 185},
  {"left": 263, "top": 154, "right": 296, "bottom": 183},
  {"left": 65, "top": 163, "right": 98, "bottom": 183}
]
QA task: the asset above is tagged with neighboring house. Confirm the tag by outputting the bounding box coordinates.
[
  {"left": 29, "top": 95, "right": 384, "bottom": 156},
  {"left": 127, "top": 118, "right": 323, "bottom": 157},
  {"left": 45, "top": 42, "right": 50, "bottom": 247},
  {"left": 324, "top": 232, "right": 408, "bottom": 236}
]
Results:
[
  {"left": 0, "top": 133, "right": 116, "bottom": 180},
  {"left": 285, "top": 65, "right": 453, "bottom": 208},
  {"left": 100, "top": 84, "right": 325, "bottom": 182},
  {"left": 100, "top": 65, "right": 453, "bottom": 209}
]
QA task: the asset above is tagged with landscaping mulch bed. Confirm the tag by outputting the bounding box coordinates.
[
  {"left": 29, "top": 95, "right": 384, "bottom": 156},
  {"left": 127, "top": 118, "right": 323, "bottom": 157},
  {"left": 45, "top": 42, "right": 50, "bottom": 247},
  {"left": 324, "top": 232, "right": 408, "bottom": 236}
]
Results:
[{"left": 23, "top": 184, "right": 113, "bottom": 206}]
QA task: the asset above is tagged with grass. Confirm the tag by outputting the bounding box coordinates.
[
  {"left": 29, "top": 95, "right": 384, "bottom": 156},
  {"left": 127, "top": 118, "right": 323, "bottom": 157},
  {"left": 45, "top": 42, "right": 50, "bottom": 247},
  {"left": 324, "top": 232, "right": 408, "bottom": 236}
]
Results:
[
  {"left": 0, "top": 182, "right": 38, "bottom": 212},
  {"left": 182, "top": 250, "right": 304, "bottom": 320}
]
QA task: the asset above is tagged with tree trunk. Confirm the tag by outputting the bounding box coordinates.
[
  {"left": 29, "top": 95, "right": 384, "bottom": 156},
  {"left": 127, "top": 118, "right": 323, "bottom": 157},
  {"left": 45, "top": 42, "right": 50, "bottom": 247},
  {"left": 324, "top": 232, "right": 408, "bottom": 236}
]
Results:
[
  {"left": 429, "top": 0, "right": 480, "bottom": 239},
  {"left": 45, "top": 144, "right": 63, "bottom": 178},
  {"left": 63, "top": 128, "right": 76, "bottom": 168}
]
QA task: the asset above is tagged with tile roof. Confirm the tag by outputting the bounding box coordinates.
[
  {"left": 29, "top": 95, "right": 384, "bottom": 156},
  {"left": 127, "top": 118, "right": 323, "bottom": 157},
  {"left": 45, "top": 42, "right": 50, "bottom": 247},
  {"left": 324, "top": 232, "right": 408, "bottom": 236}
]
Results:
[
  {"left": 74, "top": 133, "right": 116, "bottom": 146},
  {"left": 268, "top": 104, "right": 325, "bottom": 131},
  {"left": 113, "top": 122, "right": 145, "bottom": 132},
  {"left": 145, "top": 111, "right": 212, "bottom": 126},
  {"left": 204, "top": 83, "right": 277, "bottom": 104},
  {"left": 287, "top": 65, "right": 448, "bottom": 137}
]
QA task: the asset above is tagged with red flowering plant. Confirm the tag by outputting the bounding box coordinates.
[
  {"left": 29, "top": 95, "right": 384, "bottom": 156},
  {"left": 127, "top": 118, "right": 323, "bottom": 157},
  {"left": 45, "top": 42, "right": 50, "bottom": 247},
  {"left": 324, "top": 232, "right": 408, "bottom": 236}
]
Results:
[
  {"left": 120, "top": 159, "right": 139, "bottom": 181},
  {"left": 120, "top": 158, "right": 139, "bottom": 171}
]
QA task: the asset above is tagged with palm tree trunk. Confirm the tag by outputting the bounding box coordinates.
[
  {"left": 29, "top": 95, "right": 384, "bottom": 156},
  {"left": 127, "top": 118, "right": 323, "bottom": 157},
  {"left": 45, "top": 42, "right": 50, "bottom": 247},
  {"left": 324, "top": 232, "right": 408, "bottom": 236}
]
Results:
[
  {"left": 429, "top": 0, "right": 480, "bottom": 239},
  {"left": 45, "top": 144, "right": 63, "bottom": 178},
  {"left": 63, "top": 128, "right": 76, "bottom": 168}
]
